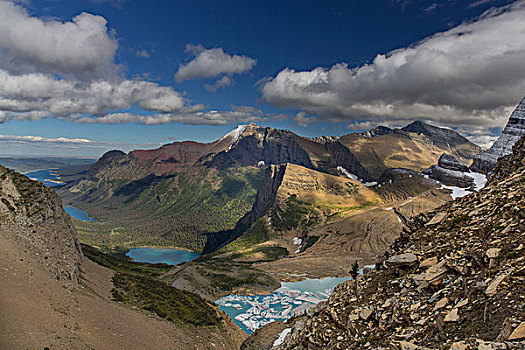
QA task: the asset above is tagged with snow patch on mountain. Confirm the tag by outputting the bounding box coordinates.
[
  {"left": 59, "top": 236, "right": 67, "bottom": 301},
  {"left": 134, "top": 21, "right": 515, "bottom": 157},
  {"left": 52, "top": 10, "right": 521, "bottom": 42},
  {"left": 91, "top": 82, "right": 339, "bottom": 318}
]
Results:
[
  {"left": 219, "top": 124, "right": 248, "bottom": 151},
  {"left": 438, "top": 171, "right": 486, "bottom": 199},
  {"left": 465, "top": 171, "right": 487, "bottom": 191}
]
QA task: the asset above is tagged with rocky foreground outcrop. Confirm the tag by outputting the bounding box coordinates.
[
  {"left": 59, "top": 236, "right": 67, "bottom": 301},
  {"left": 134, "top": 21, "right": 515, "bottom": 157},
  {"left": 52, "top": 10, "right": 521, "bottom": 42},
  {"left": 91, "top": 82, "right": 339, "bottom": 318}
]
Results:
[
  {"left": 0, "top": 165, "right": 81, "bottom": 281},
  {"left": 269, "top": 136, "right": 525, "bottom": 349}
]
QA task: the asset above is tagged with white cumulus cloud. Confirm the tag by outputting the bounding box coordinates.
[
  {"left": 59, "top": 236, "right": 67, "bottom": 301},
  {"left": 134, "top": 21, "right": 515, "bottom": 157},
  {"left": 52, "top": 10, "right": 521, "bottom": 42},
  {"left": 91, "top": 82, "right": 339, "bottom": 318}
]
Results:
[
  {"left": 0, "top": 70, "right": 185, "bottom": 116},
  {"left": 0, "top": 1, "right": 118, "bottom": 80},
  {"left": 0, "top": 134, "right": 94, "bottom": 144},
  {"left": 261, "top": 1, "right": 525, "bottom": 137},
  {"left": 0, "top": 1, "right": 260, "bottom": 127},
  {"left": 175, "top": 44, "right": 256, "bottom": 82}
]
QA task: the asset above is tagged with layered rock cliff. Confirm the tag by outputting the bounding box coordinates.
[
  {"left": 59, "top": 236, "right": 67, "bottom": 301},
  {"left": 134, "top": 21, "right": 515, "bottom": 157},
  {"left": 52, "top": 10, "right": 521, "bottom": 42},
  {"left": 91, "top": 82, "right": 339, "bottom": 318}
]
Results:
[
  {"left": 471, "top": 97, "right": 525, "bottom": 174},
  {"left": 202, "top": 164, "right": 286, "bottom": 253},
  {"left": 423, "top": 153, "right": 474, "bottom": 188},
  {"left": 0, "top": 165, "right": 81, "bottom": 281}
]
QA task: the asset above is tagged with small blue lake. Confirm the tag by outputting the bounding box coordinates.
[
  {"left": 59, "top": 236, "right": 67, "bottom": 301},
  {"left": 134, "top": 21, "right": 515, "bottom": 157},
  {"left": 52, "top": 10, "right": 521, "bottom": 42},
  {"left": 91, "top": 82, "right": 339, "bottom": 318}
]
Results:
[
  {"left": 126, "top": 247, "right": 201, "bottom": 266},
  {"left": 64, "top": 206, "right": 97, "bottom": 222},
  {"left": 25, "top": 169, "right": 64, "bottom": 187}
]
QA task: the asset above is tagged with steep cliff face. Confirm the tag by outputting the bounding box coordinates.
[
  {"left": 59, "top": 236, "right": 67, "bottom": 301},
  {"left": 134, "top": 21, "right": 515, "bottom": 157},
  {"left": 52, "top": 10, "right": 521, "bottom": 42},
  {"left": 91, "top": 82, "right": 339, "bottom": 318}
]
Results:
[
  {"left": 437, "top": 153, "right": 469, "bottom": 172},
  {"left": 202, "top": 164, "right": 286, "bottom": 253},
  {"left": 325, "top": 141, "right": 373, "bottom": 181},
  {"left": 490, "top": 132, "right": 525, "bottom": 181},
  {"left": 471, "top": 97, "right": 525, "bottom": 174},
  {"left": 207, "top": 124, "right": 314, "bottom": 169},
  {"left": 236, "top": 164, "right": 287, "bottom": 231},
  {"left": 0, "top": 165, "right": 81, "bottom": 281}
]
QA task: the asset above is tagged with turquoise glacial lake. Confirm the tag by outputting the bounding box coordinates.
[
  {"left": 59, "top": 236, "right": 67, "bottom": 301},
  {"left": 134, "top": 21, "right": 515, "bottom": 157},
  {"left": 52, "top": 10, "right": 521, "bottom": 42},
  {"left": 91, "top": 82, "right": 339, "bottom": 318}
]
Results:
[
  {"left": 64, "top": 206, "right": 96, "bottom": 222},
  {"left": 216, "top": 276, "right": 352, "bottom": 334},
  {"left": 126, "top": 247, "right": 200, "bottom": 265},
  {"left": 216, "top": 266, "right": 374, "bottom": 334}
]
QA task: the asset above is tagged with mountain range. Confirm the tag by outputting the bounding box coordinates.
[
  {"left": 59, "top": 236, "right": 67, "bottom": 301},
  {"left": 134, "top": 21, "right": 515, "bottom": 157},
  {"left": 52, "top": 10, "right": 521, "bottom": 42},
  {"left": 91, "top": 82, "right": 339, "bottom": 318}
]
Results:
[{"left": 58, "top": 120, "right": 481, "bottom": 256}]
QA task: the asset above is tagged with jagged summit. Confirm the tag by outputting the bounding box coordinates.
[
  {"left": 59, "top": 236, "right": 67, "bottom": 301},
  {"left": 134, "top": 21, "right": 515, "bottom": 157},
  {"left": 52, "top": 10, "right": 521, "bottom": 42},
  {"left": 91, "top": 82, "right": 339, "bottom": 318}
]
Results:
[
  {"left": 218, "top": 124, "right": 249, "bottom": 150},
  {"left": 471, "top": 96, "right": 525, "bottom": 174}
]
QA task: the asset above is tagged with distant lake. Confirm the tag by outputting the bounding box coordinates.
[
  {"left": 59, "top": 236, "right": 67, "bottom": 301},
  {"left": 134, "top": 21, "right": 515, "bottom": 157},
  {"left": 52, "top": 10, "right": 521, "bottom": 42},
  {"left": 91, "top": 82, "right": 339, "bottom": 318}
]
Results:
[
  {"left": 64, "top": 206, "right": 96, "bottom": 222},
  {"left": 126, "top": 247, "right": 200, "bottom": 265},
  {"left": 24, "top": 169, "right": 65, "bottom": 187},
  {"left": 24, "top": 169, "right": 96, "bottom": 221}
]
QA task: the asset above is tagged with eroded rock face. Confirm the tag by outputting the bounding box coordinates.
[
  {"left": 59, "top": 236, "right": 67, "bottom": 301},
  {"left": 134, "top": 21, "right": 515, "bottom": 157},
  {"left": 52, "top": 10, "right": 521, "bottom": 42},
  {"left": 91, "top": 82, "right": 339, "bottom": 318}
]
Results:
[
  {"left": 0, "top": 166, "right": 81, "bottom": 281},
  {"left": 490, "top": 129, "right": 525, "bottom": 181},
  {"left": 202, "top": 164, "right": 287, "bottom": 253},
  {"left": 237, "top": 164, "right": 287, "bottom": 231},
  {"left": 471, "top": 97, "right": 525, "bottom": 174},
  {"left": 438, "top": 153, "right": 469, "bottom": 172},
  {"left": 423, "top": 153, "right": 474, "bottom": 188}
]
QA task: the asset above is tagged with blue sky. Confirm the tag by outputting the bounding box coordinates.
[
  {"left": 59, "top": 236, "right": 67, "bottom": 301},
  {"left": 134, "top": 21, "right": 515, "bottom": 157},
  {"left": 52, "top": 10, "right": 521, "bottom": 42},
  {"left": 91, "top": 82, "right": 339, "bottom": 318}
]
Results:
[{"left": 0, "top": 0, "right": 524, "bottom": 157}]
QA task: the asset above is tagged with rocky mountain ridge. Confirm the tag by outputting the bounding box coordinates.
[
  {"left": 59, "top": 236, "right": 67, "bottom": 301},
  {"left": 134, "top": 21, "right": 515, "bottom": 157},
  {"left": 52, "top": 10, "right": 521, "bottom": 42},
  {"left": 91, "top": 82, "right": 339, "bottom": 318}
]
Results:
[
  {"left": 402, "top": 121, "right": 476, "bottom": 157},
  {"left": 265, "top": 135, "right": 525, "bottom": 350}
]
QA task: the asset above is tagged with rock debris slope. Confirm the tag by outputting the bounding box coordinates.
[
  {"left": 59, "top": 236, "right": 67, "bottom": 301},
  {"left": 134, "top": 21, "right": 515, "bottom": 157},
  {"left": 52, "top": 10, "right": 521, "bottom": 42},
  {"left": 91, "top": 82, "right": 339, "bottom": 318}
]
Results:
[
  {"left": 273, "top": 136, "right": 525, "bottom": 350},
  {"left": 471, "top": 97, "right": 525, "bottom": 174}
]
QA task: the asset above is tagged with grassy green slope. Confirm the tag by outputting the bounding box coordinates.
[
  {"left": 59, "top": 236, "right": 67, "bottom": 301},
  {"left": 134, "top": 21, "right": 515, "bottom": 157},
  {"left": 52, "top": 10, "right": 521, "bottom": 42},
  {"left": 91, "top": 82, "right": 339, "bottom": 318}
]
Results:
[
  {"left": 66, "top": 167, "right": 263, "bottom": 252},
  {"left": 82, "top": 244, "right": 222, "bottom": 327}
]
